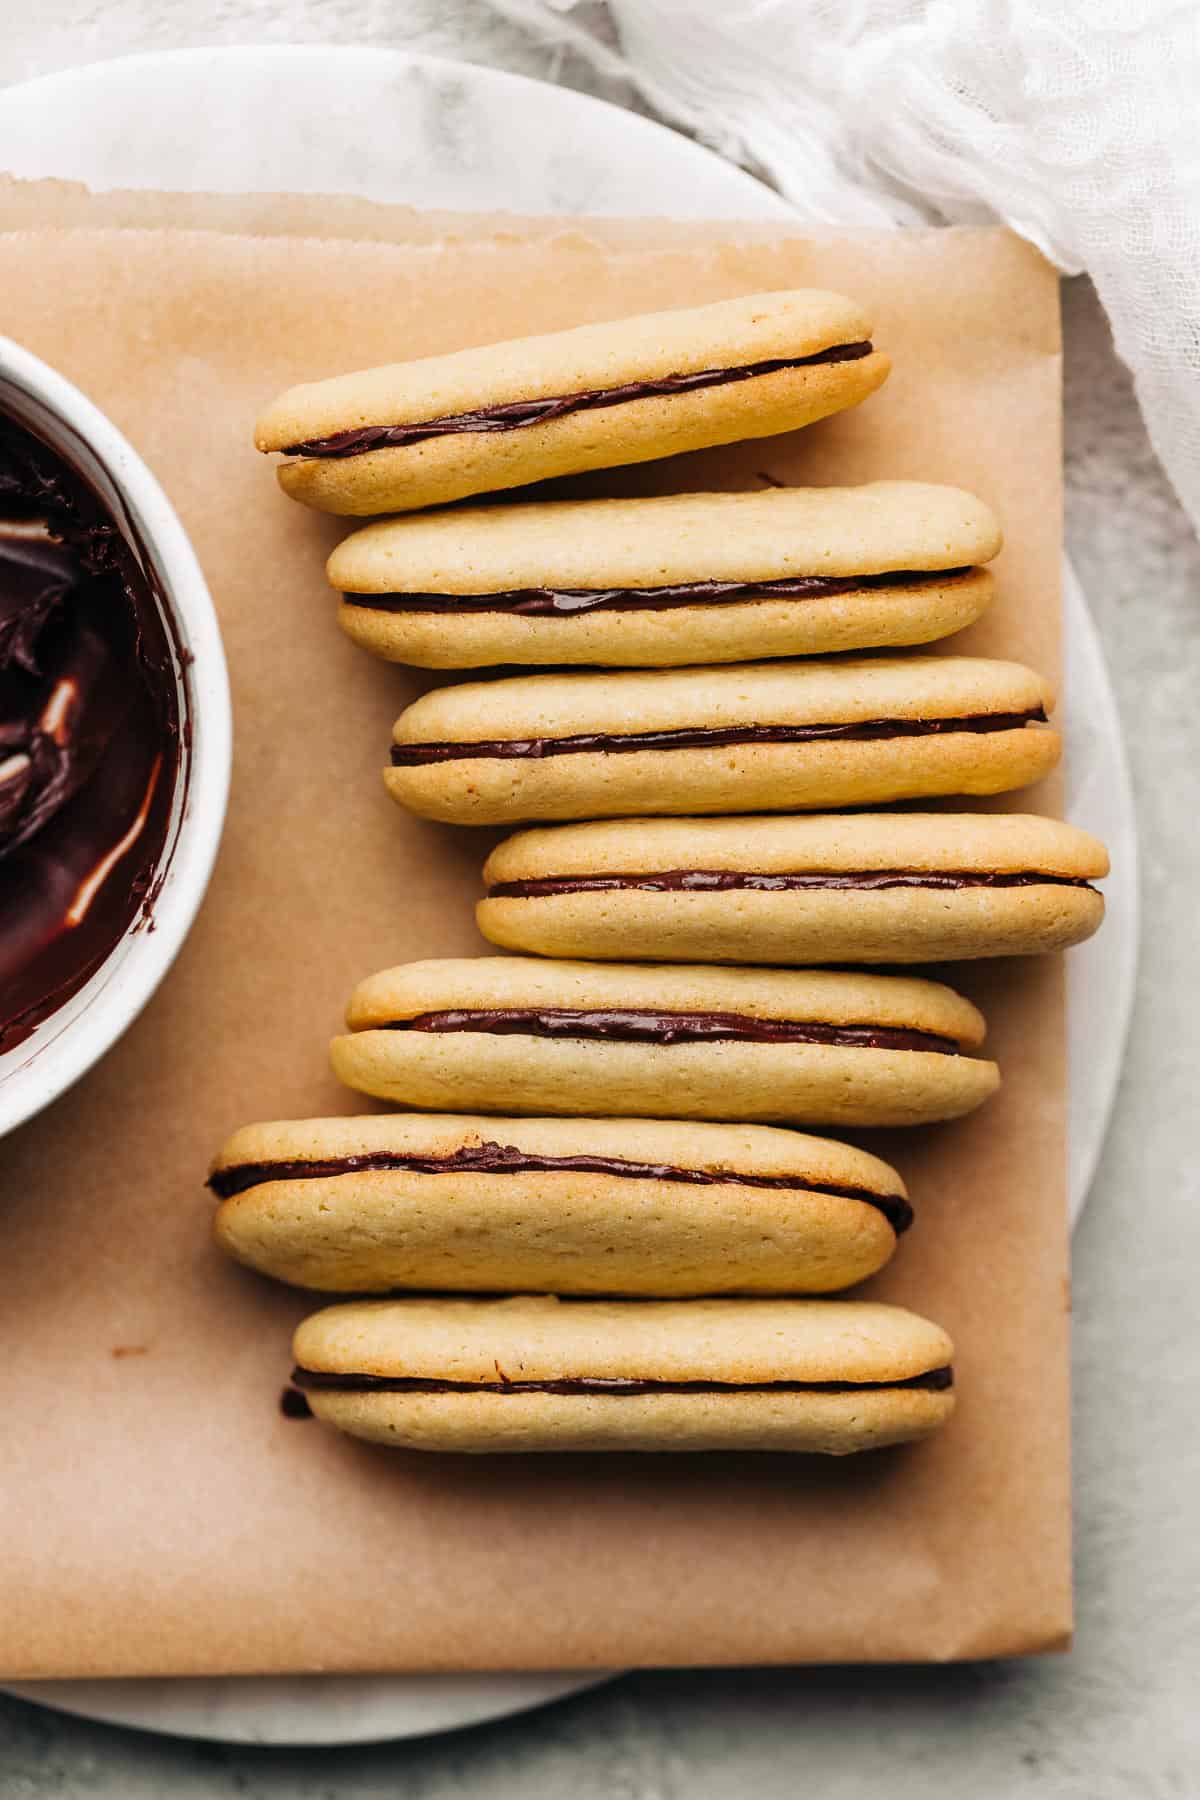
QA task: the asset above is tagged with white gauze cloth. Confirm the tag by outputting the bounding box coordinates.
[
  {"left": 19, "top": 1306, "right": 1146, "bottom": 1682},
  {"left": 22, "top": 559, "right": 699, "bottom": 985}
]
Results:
[{"left": 486, "top": 0, "right": 1200, "bottom": 534}]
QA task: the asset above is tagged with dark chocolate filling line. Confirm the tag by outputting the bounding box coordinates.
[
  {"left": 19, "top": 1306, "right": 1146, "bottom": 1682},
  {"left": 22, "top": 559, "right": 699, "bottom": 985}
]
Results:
[
  {"left": 489, "top": 868, "right": 1098, "bottom": 899},
  {"left": 283, "top": 342, "right": 873, "bottom": 458},
  {"left": 291, "top": 1365, "right": 954, "bottom": 1397},
  {"left": 344, "top": 566, "right": 970, "bottom": 618},
  {"left": 379, "top": 1007, "right": 961, "bottom": 1055},
  {"left": 208, "top": 1140, "right": 912, "bottom": 1233},
  {"left": 390, "top": 708, "right": 1049, "bottom": 766}
]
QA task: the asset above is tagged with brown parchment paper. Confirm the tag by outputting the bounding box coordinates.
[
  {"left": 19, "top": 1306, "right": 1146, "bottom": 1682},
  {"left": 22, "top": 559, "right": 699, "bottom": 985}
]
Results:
[{"left": 0, "top": 198, "right": 1069, "bottom": 1676}]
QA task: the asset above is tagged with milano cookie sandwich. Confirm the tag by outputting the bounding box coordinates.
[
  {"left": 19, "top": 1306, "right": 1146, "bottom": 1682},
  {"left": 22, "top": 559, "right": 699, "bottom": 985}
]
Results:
[
  {"left": 330, "top": 481, "right": 999, "bottom": 670},
  {"left": 386, "top": 656, "right": 1060, "bottom": 827},
  {"left": 210, "top": 1113, "right": 911, "bottom": 1297},
  {"left": 290, "top": 1295, "right": 956, "bottom": 1454},
  {"left": 330, "top": 957, "right": 999, "bottom": 1129},
  {"left": 480, "top": 812, "right": 1108, "bottom": 966},
  {"left": 255, "top": 290, "right": 889, "bottom": 516}
]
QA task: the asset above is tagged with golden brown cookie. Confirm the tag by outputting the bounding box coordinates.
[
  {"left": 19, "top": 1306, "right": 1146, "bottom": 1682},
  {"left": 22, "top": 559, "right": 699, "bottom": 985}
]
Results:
[
  {"left": 291, "top": 1294, "right": 956, "bottom": 1453},
  {"left": 479, "top": 812, "right": 1107, "bottom": 964},
  {"left": 331, "top": 957, "right": 999, "bottom": 1128},
  {"left": 211, "top": 1112, "right": 911, "bottom": 1295},
  {"left": 331, "top": 481, "right": 997, "bottom": 668},
  {"left": 387, "top": 656, "right": 1061, "bottom": 826},
  {"left": 255, "top": 290, "right": 888, "bottom": 515}
]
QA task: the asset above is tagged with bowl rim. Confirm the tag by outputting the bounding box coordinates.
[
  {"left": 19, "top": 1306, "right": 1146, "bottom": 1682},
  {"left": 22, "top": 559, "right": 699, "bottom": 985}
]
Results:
[{"left": 0, "top": 336, "right": 232, "bottom": 1136}]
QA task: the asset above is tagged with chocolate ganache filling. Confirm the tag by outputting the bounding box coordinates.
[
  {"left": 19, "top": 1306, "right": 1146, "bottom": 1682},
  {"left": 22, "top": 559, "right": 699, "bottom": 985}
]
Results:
[
  {"left": 395, "top": 709, "right": 1050, "bottom": 766},
  {"left": 0, "top": 415, "right": 182, "bottom": 1053},
  {"left": 344, "top": 566, "right": 970, "bottom": 618},
  {"left": 390, "top": 709, "right": 1048, "bottom": 766},
  {"left": 292, "top": 1365, "right": 954, "bottom": 1397},
  {"left": 208, "top": 1140, "right": 912, "bottom": 1233},
  {"left": 379, "top": 1007, "right": 960, "bottom": 1055},
  {"left": 284, "top": 342, "right": 873, "bottom": 457},
  {"left": 488, "top": 869, "right": 1097, "bottom": 899}
]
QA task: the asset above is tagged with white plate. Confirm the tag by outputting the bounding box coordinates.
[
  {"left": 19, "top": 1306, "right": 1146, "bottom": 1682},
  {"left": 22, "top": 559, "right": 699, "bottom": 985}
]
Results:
[{"left": 0, "top": 43, "right": 1138, "bottom": 1746}]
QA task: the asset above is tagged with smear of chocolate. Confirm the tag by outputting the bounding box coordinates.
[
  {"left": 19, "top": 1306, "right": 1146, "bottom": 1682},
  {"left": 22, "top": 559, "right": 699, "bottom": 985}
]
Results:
[
  {"left": 344, "top": 567, "right": 970, "bottom": 618},
  {"left": 380, "top": 1007, "right": 961, "bottom": 1055},
  {"left": 283, "top": 343, "right": 874, "bottom": 457},
  {"left": 292, "top": 1366, "right": 954, "bottom": 1397},
  {"left": 390, "top": 708, "right": 1049, "bottom": 766},
  {"left": 208, "top": 1139, "right": 912, "bottom": 1234}
]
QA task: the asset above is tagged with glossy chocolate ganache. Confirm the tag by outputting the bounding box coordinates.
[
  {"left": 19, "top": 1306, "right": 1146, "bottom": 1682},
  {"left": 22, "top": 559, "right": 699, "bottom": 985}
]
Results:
[
  {"left": 390, "top": 709, "right": 1049, "bottom": 766},
  {"left": 488, "top": 869, "right": 1098, "bottom": 898},
  {"left": 343, "top": 566, "right": 971, "bottom": 617},
  {"left": 292, "top": 1366, "right": 954, "bottom": 1398},
  {"left": 208, "top": 1139, "right": 913, "bottom": 1234},
  {"left": 382, "top": 1008, "right": 962, "bottom": 1055},
  {"left": 284, "top": 342, "right": 873, "bottom": 458},
  {"left": 0, "top": 412, "right": 183, "bottom": 1052}
]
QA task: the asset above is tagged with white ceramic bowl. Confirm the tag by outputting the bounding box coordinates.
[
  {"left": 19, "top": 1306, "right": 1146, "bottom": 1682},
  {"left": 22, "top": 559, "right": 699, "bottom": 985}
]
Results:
[{"left": 0, "top": 338, "right": 231, "bottom": 1136}]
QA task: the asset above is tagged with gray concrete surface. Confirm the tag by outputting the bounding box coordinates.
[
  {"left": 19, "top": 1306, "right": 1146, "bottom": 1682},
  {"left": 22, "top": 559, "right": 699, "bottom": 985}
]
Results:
[{"left": 3, "top": 6, "right": 1199, "bottom": 1795}]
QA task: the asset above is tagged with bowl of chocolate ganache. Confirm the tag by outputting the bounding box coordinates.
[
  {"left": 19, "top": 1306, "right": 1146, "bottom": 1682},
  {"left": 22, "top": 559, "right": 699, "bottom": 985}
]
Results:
[{"left": 0, "top": 338, "right": 231, "bottom": 1135}]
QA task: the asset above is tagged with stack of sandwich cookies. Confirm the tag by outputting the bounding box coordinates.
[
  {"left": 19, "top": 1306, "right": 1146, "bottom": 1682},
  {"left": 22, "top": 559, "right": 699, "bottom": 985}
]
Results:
[
  {"left": 330, "top": 957, "right": 999, "bottom": 1128},
  {"left": 480, "top": 812, "right": 1108, "bottom": 966},
  {"left": 211, "top": 1114, "right": 912, "bottom": 1296},
  {"left": 289, "top": 1295, "right": 956, "bottom": 1454},
  {"left": 255, "top": 290, "right": 889, "bottom": 516},
  {"left": 330, "top": 481, "right": 1000, "bottom": 669},
  {"left": 386, "top": 655, "right": 1060, "bottom": 826},
  {"left": 240, "top": 277, "right": 1094, "bottom": 1462}
]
